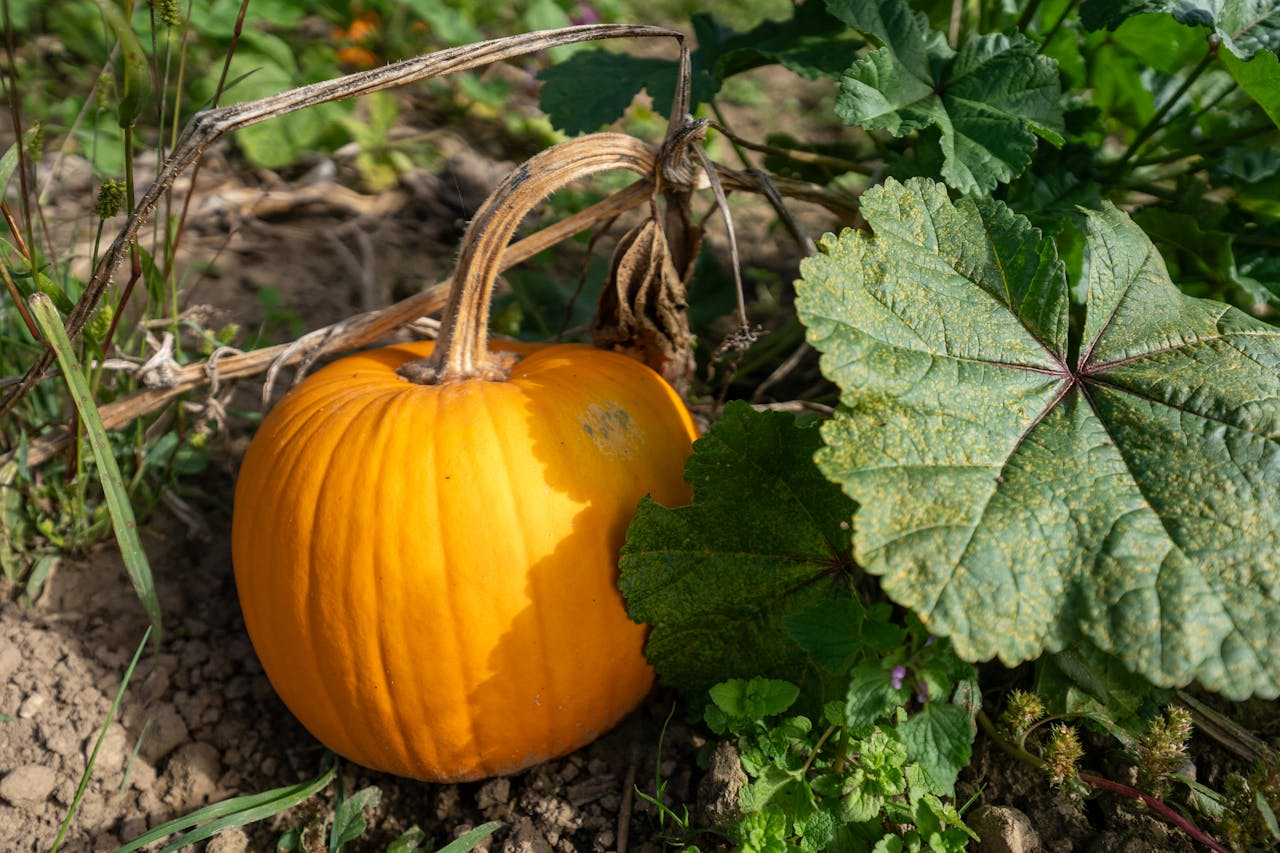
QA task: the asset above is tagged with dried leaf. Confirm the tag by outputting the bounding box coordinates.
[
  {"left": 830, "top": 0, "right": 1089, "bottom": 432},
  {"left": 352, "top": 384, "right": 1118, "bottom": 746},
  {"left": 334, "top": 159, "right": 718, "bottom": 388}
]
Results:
[{"left": 592, "top": 212, "right": 698, "bottom": 392}]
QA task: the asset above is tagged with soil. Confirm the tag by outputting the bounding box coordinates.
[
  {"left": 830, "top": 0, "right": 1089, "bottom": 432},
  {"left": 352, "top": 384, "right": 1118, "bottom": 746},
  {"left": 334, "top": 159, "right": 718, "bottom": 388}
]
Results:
[
  {"left": 0, "top": 69, "right": 1242, "bottom": 853},
  {"left": 0, "top": 500, "right": 709, "bottom": 852}
]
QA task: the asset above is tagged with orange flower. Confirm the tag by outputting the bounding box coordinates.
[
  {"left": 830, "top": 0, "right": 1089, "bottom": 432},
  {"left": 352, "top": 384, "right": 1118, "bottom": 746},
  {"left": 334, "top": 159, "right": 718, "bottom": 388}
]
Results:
[{"left": 333, "top": 10, "right": 380, "bottom": 68}]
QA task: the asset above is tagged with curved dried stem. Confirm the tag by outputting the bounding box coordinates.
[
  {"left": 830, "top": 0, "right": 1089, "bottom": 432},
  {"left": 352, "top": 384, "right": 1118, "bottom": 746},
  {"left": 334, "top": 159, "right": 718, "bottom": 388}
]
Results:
[
  {"left": 0, "top": 24, "right": 684, "bottom": 418},
  {"left": 399, "top": 133, "right": 659, "bottom": 384},
  {"left": 5, "top": 180, "right": 657, "bottom": 468}
]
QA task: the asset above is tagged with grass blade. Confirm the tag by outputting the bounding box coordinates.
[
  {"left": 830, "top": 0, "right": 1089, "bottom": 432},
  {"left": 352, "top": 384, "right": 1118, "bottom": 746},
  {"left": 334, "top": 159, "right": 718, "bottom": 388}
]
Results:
[
  {"left": 437, "top": 821, "right": 505, "bottom": 853},
  {"left": 27, "top": 292, "right": 162, "bottom": 637},
  {"left": 110, "top": 760, "right": 337, "bottom": 853},
  {"left": 50, "top": 627, "right": 151, "bottom": 853}
]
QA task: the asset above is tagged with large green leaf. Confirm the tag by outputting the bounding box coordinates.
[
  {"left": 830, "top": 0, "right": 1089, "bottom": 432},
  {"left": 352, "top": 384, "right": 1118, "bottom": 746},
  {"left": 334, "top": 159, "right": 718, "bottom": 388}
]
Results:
[
  {"left": 618, "top": 403, "right": 858, "bottom": 696},
  {"left": 1080, "top": 0, "right": 1280, "bottom": 59},
  {"left": 795, "top": 177, "right": 1280, "bottom": 700},
  {"left": 827, "top": 0, "right": 1063, "bottom": 194}
]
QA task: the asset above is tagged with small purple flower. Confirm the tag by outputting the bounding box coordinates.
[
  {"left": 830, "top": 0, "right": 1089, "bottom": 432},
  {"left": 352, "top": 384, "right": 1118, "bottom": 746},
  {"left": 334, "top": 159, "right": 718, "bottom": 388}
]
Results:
[
  {"left": 890, "top": 665, "right": 907, "bottom": 690},
  {"left": 915, "top": 679, "right": 931, "bottom": 704},
  {"left": 570, "top": 3, "right": 602, "bottom": 25}
]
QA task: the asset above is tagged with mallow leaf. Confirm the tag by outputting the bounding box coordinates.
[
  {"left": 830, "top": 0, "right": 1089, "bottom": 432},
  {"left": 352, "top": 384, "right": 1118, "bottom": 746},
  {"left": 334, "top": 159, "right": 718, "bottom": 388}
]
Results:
[
  {"left": 1080, "top": 0, "right": 1280, "bottom": 59},
  {"left": 827, "top": 0, "right": 1063, "bottom": 194},
  {"left": 795, "top": 177, "right": 1280, "bottom": 700},
  {"left": 619, "top": 402, "right": 858, "bottom": 696}
]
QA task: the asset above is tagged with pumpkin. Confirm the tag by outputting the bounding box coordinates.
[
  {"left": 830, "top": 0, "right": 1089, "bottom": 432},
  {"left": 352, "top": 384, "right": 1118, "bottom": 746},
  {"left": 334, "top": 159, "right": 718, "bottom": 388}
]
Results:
[{"left": 231, "top": 134, "right": 698, "bottom": 781}]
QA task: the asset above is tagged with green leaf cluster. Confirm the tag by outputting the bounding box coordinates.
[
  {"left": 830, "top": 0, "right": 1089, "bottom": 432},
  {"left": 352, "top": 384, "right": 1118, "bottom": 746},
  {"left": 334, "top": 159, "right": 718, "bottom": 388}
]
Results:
[
  {"left": 620, "top": 402, "right": 859, "bottom": 699},
  {"left": 704, "top": 665, "right": 977, "bottom": 852},
  {"left": 827, "top": 0, "right": 1063, "bottom": 193},
  {"left": 622, "top": 403, "right": 978, "bottom": 850}
]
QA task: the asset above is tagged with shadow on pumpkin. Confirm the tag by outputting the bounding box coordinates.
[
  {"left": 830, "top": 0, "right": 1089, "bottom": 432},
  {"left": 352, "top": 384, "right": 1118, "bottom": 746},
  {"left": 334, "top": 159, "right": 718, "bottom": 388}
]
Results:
[{"left": 454, "top": 343, "right": 695, "bottom": 782}]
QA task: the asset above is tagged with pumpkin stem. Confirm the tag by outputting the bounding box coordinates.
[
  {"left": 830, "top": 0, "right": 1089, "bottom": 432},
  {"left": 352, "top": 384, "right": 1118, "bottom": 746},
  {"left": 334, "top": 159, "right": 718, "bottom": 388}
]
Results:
[{"left": 398, "top": 133, "right": 661, "bottom": 385}]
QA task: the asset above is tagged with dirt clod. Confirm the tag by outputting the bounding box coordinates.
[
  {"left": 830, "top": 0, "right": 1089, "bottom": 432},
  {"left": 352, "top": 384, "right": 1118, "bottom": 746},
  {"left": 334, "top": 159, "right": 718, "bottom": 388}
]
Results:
[
  {"left": 696, "top": 740, "right": 746, "bottom": 829},
  {"left": 0, "top": 764, "right": 59, "bottom": 806},
  {"left": 971, "top": 804, "right": 1042, "bottom": 853}
]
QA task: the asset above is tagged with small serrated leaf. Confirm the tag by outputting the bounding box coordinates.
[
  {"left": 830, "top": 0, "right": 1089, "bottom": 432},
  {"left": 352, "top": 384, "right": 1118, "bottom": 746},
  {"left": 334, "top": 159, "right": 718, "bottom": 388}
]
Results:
[
  {"left": 828, "top": 0, "right": 1063, "bottom": 193},
  {"left": 899, "top": 703, "right": 973, "bottom": 796},
  {"left": 709, "top": 678, "right": 801, "bottom": 724},
  {"left": 845, "top": 663, "right": 909, "bottom": 733}
]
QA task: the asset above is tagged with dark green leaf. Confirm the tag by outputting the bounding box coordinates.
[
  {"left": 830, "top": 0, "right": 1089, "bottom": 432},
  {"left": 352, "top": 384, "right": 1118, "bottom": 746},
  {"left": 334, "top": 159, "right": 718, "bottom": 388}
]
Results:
[
  {"left": 620, "top": 403, "right": 857, "bottom": 696},
  {"left": 784, "top": 595, "right": 865, "bottom": 673},
  {"left": 796, "top": 177, "right": 1280, "bottom": 700},
  {"left": 828, "top": 0, "right": 1063, "bottom": 193},
  {"left": 1132, "top": 207, "right": 1274, "bottom": 309},
  {"left": 537, "top": 53, "right": 676, "bottom": 135},
  {"left": 1080, "top": 1, "right": 1170, "bottom": 31},
  {"left": 537, "top": 6, "right": 860, "bottom": 134},
  {"left": 703, "top": 4, "right": 864, "bottom": 82}
]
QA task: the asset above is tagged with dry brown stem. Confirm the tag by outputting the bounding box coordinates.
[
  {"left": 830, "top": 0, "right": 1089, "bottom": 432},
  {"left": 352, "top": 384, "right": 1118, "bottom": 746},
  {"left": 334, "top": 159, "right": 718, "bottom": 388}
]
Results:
[{"left": 6, "top": 180, "right": 657, "bottom": 468}]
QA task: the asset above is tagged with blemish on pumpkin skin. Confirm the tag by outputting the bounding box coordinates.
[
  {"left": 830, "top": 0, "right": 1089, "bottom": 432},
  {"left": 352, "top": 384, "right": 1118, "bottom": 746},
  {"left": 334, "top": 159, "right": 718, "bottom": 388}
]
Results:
[{"left": 580, "top": 402, "right": 638, "bottom": 459}]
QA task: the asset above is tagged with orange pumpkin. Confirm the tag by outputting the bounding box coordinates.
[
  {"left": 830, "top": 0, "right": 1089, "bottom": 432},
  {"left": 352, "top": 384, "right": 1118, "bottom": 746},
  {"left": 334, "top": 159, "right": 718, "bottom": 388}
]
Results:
[{"left": 231, "top": 134, "right": 696, "bottom": 781}]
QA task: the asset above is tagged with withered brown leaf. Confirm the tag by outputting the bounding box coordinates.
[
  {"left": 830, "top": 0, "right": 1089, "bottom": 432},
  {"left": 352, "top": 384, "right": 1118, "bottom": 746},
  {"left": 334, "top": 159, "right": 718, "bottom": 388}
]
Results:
[{"left": 592, "top": 209, "right": 699, "bottom": 394}]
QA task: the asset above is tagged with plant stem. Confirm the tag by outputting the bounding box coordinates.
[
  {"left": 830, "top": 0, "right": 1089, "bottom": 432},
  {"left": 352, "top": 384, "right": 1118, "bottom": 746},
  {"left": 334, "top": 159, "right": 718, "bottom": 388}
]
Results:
[
  {"left": 0, "top": 250, "right": 41, "bottom": 342},
  {"left": 401, "top": 133, "right": 658, "bottom": 384},
  {"left": 1039, "top": 0, "right": 1079, "bottom": 50},
  {"left": 1, "top": 0, "right": 37, "bottom": 276},
  {"left": 159, "top": 0, "right": 251, "bottom": 336},
  {"left": 801, "top": 724, "right": 839, "bottom": 775},
  {"left": 976, "top": 711, "right": 1229, "bottom": 852},
  {"left": 1077, "top": 772, "right": 1230, "bottom": 853},
  {"left": 1016, "top": 0, "right": 1044, "bottom": 33},
  {"left": 1108, "top": 43, "right": 1219, "bottom": 179}
]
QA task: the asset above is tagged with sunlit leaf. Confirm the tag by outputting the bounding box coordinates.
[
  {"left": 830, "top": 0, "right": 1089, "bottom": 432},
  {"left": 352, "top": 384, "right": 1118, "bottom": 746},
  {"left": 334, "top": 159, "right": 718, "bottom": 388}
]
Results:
[
  {"left": 796, "top": 177, "right": 1280, "bottom": 700},
  {"left": 828, "top": 0, "right": 1063, "bottom": 193}
]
